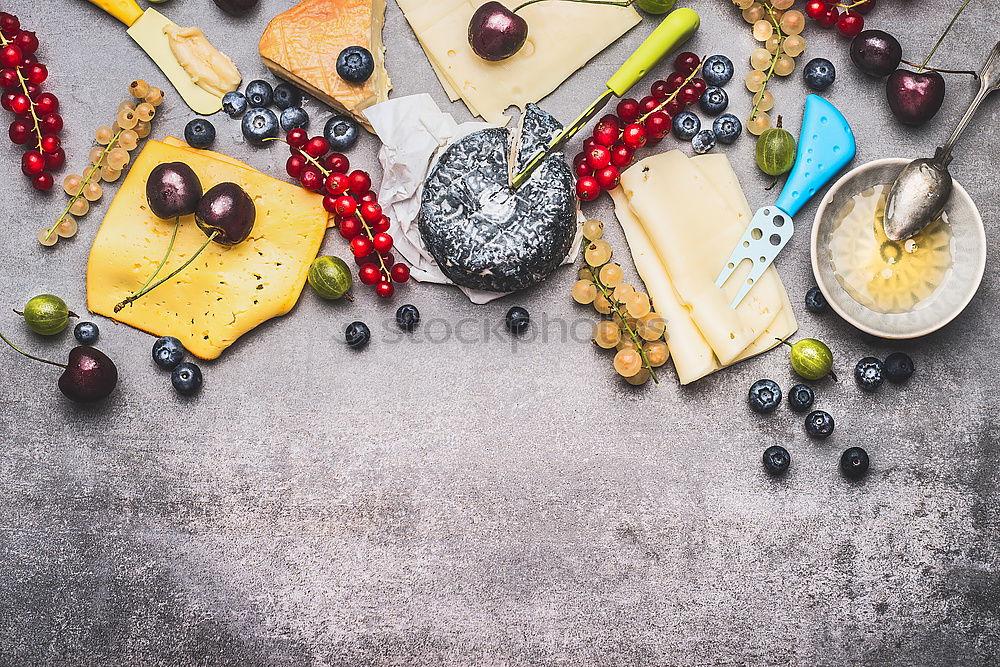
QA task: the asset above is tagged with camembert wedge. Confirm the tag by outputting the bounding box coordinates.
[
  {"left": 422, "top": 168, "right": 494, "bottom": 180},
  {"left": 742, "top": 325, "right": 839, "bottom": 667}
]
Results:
[{"left": 259, "top": 0, "right": 390, "bottom": 131}]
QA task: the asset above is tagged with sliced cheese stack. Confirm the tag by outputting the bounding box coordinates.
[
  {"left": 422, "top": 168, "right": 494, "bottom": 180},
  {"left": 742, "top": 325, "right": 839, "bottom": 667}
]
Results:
[
  {"left": 397, "top": 0, "right": 641, "bottom": 125},
  {"left": 612, "top": 151, "right": 797, "bottom": 384},
  {"left": 87, "top": 139, "right": 330, "bottom": 360}
]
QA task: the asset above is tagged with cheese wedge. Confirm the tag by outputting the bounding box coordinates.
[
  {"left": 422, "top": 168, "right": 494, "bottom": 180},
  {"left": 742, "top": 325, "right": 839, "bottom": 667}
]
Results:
[
  {"left": 259, "top": 0, "right": 390, "bottom": 132},
  {"left": 87, "top": 139, "right": 329, "bottom": 360},
  {"left": 397, "top": 0, "right": 641, "bottom": 125},
  {"left": 611, "top": 153, "right": 797, "bottom": 384}
]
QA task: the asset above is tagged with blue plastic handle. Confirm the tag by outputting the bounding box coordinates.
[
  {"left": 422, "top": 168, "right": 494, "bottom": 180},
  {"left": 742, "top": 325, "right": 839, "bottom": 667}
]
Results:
[{"left": 774, "top": 95, "right": 856, "bottom": 218}]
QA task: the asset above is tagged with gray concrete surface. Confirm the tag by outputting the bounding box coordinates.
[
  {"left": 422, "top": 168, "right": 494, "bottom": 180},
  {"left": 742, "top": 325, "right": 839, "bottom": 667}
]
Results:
[{"left": 0, "top": 1, "right": 998, "bottom": 664}]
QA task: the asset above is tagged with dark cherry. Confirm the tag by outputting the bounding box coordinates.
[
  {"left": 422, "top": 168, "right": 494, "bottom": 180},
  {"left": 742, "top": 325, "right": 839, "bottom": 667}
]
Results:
[
  {"left": 886, "top": 68, "right": 945, "bottom": 126},
  {"left": 59, "top": 346, "right": 118, "bottom": 403},
  {"left": 850, "top": 30, "right": 902, "bottom": 77},
  {"left": 195, "top": 182, "right": 256, "bottom": 246},
  {"left": 147, "top": 162, "right": 203, "bottom": 219},
  {"left": 468, "top": 1, "right": 527, "bottom": 61}
]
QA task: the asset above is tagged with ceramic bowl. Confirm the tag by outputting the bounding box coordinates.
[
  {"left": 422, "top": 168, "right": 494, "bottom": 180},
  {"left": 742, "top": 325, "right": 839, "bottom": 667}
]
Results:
[{"left": 811, "top": 158, "right": 986, "bottom": 339}]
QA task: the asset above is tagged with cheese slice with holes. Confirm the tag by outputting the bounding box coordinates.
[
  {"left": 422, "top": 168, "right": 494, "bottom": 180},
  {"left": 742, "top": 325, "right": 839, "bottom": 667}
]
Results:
[
  {"left": 397, "top": 0, "right": 641, "bottom": 125},
  {"left": 87, "top": 139, "right": 329, "bottom": 359},
  {"left": 259, "top": 0, "right": 390, "bottom": 132},
  {"left": 611, "top": 153, "right": 796, "bottom": 384}
]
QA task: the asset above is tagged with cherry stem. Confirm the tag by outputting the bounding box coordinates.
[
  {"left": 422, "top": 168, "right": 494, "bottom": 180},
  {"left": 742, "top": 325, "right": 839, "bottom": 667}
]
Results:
[
  {"left": 115, "top": 230, "right": 219, "bottom": 313},
  {"left": 0, "top": 331, "right": 66, "bottom": 369},
  {"left": 900, "top": 60, "right": 978, "bottom": 78},
  {"left": 264, "top": 136, "right": 391, "bottom": 282},
  {"left": 135, "top": 216, "right": 180, "bottom": 295},
  {"left": 513, "top": 0, "right": 633, "bottom": 13},
  {"left": 0, "top": 30, "right": 44, "bottom": 154},
  {"left": 637, "top": 60, "right": 704, "bottom": 125},
  {"left": 920, "top": 0, "right": 972, "bottom": 72}
]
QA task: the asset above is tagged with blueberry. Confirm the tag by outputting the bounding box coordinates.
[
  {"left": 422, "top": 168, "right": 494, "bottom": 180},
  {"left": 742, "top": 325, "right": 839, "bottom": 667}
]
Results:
[
  {"left": 505, "top": 306, "right": 529, "bottom": 334},
  {"left": 762, "top": 445, "right": 791, "bottom": 475},
  {"left": 884, "top": 352, "right": 914, "bottom": 383},
  {"left": 805, "top": 286, "right": 828, "bottom": 314},
  {"left": 396, "top": 304, "right": 420, "bottom": 331},
  {"left": 804, "top": 58, "right": 836, "bottom": 91},
  {"left": 184, "top": 118, "right": 216, "bottom": 149},
  {"left": 280, "top": 106, "right": 309, "bottom": 132},
  {"left": 748, "top": 379, "right": 782, "bottom": 414},
  {"left": 854, "top": 357, "right": 884, "bottom": 392},
  {"left": 337, "top": 46, "right": 375, "bottom": 84},
  {"left": 713, "top": 113, "right": 742, "bottom": 144},
  {"left": 691, "top": 129, "right": 717, "bottom": 155},
  {"left": 805, "top": 410, "right": 834, "bottom": 439},
  {"left": 241, "top": 107, "right": 279, "bottom": 146},
  {"left": 672, "top": 111, "right": 700, "bottom": 141},
  {"left": 702, "top": 54, "right": 734, "bottom": 87},
  {"left": 788, "top": 384, "right": 815, "bottom": 412},
  {"left": 152, "top": 336, "right": 185, "bottom": 370},
  {"left": 222, "top": 91, "right": 247, "bottom": 117},
  {"left": 171, "top": 362, "right": 203, "bottom": 396},
  {"left": 74, "top": 321, "right": 99, "bottom": 345},
  {"left": 324, "top": 115, "right": 360, "bottom": 151},
  {"left": 245, "top": 80, "right": 274, "bottom": 108},
  {"left": 699, "top": 86, "right": 729, "bottom": 116},
  {"left": 840, "top": 447, "right": 870, "bottom": 479},
  {"left": 273, "top": 82, "right": 303, "bottom": 110},
  {"left": 345, "top": 321, "right": 370, "bottom": 348}
]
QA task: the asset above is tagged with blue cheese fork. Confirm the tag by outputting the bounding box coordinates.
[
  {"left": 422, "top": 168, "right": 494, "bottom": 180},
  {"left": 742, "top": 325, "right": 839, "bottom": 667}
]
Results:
[{"left": 715, "top": 95, "right": 856, "bottom": 308}]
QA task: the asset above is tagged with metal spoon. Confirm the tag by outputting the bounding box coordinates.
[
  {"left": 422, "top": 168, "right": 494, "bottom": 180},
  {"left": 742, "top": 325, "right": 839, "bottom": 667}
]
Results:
[{"left": 884, "top": 40, "right": 1000, "bottom": 242}]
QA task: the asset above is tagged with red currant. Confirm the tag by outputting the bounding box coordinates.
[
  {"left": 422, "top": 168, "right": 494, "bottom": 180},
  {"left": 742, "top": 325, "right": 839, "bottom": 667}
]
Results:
[
  {"left": 31, "top": 171, "right": 52, "bottom": 191},
  {"left": 13, "top": 31, "right": 37, "bottom": 55},
  {"left": 324, "top": 152, "right": 349, "bottom": 173},
  {"left": 10, "top": 93, "right": 29, "bottom": 115},
  {"left": 373, "top": 215, "right": 391, "bottom": 234},
  {"left": 286, "top": 128, "right": 308, "bottom": 148},
  {"left": 350, "top": 235, "right": 373, "bottom": 258},
  {"left": 585, "top": 144, "right": 611, "bottom": 170},
  {"left": 8, "top": 118, "right": 30, "bottom": 144},
  {"left": 621, "top": 123, "right": 647, "bottom": 149},
  {"left": 25, "top": 63, "right": 46, "bottom": 85},
  {"left": 21, "top": 150, "right": 43, "bottom": 175},
  {"left": 44, "top": 148, "right": 64, "bottom": 170},
  {"left": 359, "top": 263, "right": 381, "bottom": 285},
  {"left": 34, "top": 92, "right": 57, "bottom": 115},
  {"left": 673, "top": 51, "right": 700, "bottom": 75},
  {"left": 0, "top": 45, "right": 22, "bottom": 68},
  {"left": 372, "top": 232, "right": 393, "bottom": 254},
  {"left": 0, "top": 13, "right": 20, "bottom": 37},
  {"left": 592, "top": 115, "right": 620, "bottom": 146},
  {"left": 582, "top": 137, "right": 598, "bottom": 154},
  {"left": 665, "top": 99, "right": 684, "bottom": 117},
  {"left": 390, "top": 263, "right": 410, "bottom": 283},
  {"left": 41, "top": 112, "right": 62, "bottom": 133},
  {"left": 286, "top": 154, "right": 305, "bottom": 178},
  {"left": 804, "top": 0, "right": 827, "bottom": 19},
  {"left": 375, "top": 281, "right": 394, "bottom": 298},
  {"left": 666, "top": 71, "right": 687, "bottom": 91},
  {"left": 334, "top": 195, "right": 356, "bottom": 217},
  {"left": 347, "top": 170, "right": 371, "bottom": 194},
  {"left": 573, "top": 157, "right": 593, "bottom": 179},
  {"left": 594, "top": 165, "right": 620, "bottom": 191},
  {"left": 576, "top": 176, "right": 600, "bottom": 202},
  {"left": 817, "top": 5, "right": 840, "bottom": 28},
  {"left": 690, "top": 78, "right": 707, "bottom": 95},
  {"left": 0, "top": 68, "right": 16, "bottom": 90},
  {"left": 299, "top": 167, "right": 323, "bottom": 191},
  {"left": 678, "top": 85, "right": 701, "bottom": 105},
  {"left": 610, "top": 143, "right": 634, "bottom": 168},
  {"left": 650, "top": 80, "right": 671, "bottom": 101},
  {"left": 360, "top": 201, "right": 382, "bottom": 223},
  {"left": 339, "top": 216, "right": 361, "bottom": 239},
  {"left": 644, "top": 111, "right": 672, "bottom": 140},
  {"left": 615, "top": 98, "right": 640, "bottom": 123},
  {"left": 322, "top": 194, "right": 339, "bottom": 214},
  {"left": 325, "top": 171, "right": 349, "bottom": 195},
  {"left": 836, "top": 10, "right": 864, "bottom": 37},
  {"left": 380, "top": 251, "right": 395, "bottom": 267},
  {"left": 303, "top": 136, "right": 328, "bottom": 157},
  {"left": 639, "top": 95, "right": 660, "bottom": 114},
  {"left": 40, "top": 134, "right": 59, "bottom": 154},
  {"left": 359, "top": 190, "right": 378, "bottom": 204},
  {"left": 1, "top": 92, "right": 15, "bottom": 111}
]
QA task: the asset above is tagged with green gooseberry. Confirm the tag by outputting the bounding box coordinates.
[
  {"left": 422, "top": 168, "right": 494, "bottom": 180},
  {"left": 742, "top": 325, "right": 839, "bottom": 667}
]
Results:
[
  {"left": 787, "top": 338, "right": 834, "bottom": 381},
  {"left": 635, "top": 0, "right": 677, "bottom": 14},
  {"left": 307, "top": 256, "right": 353, "bottom": 300},
  {"left": 18, "top": 294, "right": 76, "bottom": 336},
  {"left": 755, "top": 116, "right": 797, "bottom": 176}
]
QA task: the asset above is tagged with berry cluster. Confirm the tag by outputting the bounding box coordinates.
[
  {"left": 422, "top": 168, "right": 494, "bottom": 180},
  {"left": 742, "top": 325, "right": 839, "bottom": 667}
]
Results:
[
  {"left": 282, "top": 128, "right": 409, "bottom": 298},
  {"left": 0, "top": 12, "right": 63, "bottom": 191},
  {"left": 572, "top": 51, "right": 708, "bottom": 202},
  {"left": 40, "top": 80, "right": 162, "bottom": 246},
  {"left": 804, "top": 0, "right": 875, "bottom": 37}
]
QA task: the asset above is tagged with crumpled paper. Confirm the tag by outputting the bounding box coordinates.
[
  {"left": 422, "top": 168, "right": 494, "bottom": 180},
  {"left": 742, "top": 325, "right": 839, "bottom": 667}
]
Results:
[{"left": 364, "top": 94, "right": 582, "bottom": 304}]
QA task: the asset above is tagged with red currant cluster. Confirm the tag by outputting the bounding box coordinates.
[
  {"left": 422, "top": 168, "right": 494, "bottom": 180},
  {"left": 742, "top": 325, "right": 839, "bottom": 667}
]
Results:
[
  {"left": 283, "top": 128, "right": 409, "bottom": 298},
  {"left": 573, "top": 52, "right": 705, "bottom": 201},
  {"left": 804, "top": 0, "right": 875, "bottom": 38},
  {"left": 0, "top": 12, "right": 63, "bottom": 191}
]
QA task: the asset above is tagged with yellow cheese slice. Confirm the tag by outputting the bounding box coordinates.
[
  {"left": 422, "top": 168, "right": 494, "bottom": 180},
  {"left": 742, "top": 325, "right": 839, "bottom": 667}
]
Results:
[
  {"left": 87, "top": 140, "right": 329, "bottom": 359},
  {"left": 620, "top": 150, "right": 784, "bottom": 365},
  {"left": 396, "top": 0, "right": 641, "bottom": 125}
]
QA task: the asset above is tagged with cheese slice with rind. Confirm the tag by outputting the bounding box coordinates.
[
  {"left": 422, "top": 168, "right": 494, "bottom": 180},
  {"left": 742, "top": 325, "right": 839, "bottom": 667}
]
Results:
[{"left": 87, "top": 139, "right": 329, "bottom": 359}]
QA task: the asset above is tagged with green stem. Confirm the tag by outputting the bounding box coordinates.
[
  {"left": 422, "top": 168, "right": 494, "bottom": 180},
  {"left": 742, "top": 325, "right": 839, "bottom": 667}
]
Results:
[
  {"left": 900, "top": 60, "right": 978, "bottom": 78},
  {"left": 585, "top": 263, "right": 659, "bottom": 385},
  {"left": 0, "top": 332, "right": 67, "bottom": 369},
  {"left": 134, "top": 216, "right": 181, "bottom": 294},
  {"left": 750, "top": 5, "right": 784, "bottom": 123},
  {"left": 638, "top": 60, "right": 704, "bottom": 125},
  {"left": 513, "top": 0, "right": 633, "bottom": 12},
  {"left": 920, "top": 0, "right": 973, "bottom": 71},
  {"left": 115, "top": 231, "right": 218, "bottom": 313}
]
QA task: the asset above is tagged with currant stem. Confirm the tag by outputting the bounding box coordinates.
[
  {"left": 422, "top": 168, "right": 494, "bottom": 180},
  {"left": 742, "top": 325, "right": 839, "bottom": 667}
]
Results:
[
  {"left": 114, "top": 230, "right": 219, "bottom": 313},
  {"left": 0, "top": 331, "right": 67, "bottom": 369},
  {"left": 750, "top": 5, "right": 785, "bottom": 123},
  {"left": 0, "top": 30, "right": 43, "bottom": 154},
  {"left": 919, "top": 0, "right": 972, "bottom": 72},
  {"left": 513, "top": 0, "right": 633, "bottom": 13},
  {"left": 637, "top": 60, "right": 704, "bottom": 125}
]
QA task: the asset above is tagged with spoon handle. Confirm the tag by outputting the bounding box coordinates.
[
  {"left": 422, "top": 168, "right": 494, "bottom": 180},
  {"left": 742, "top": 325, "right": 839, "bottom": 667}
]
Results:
[{"left": 940, "top": 40, "right": 1000, "bottom": 162}]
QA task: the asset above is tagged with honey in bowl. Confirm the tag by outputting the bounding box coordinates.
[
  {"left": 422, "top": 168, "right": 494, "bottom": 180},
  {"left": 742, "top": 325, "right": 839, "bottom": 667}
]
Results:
[{"left": 828, "top": 184, "right": 952, "bottom": 314}]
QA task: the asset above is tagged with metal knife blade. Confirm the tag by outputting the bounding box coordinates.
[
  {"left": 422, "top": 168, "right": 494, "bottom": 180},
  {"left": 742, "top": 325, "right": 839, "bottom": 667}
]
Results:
[{"left": 714, "top": 206, "right": 795, "bottom": 310}]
